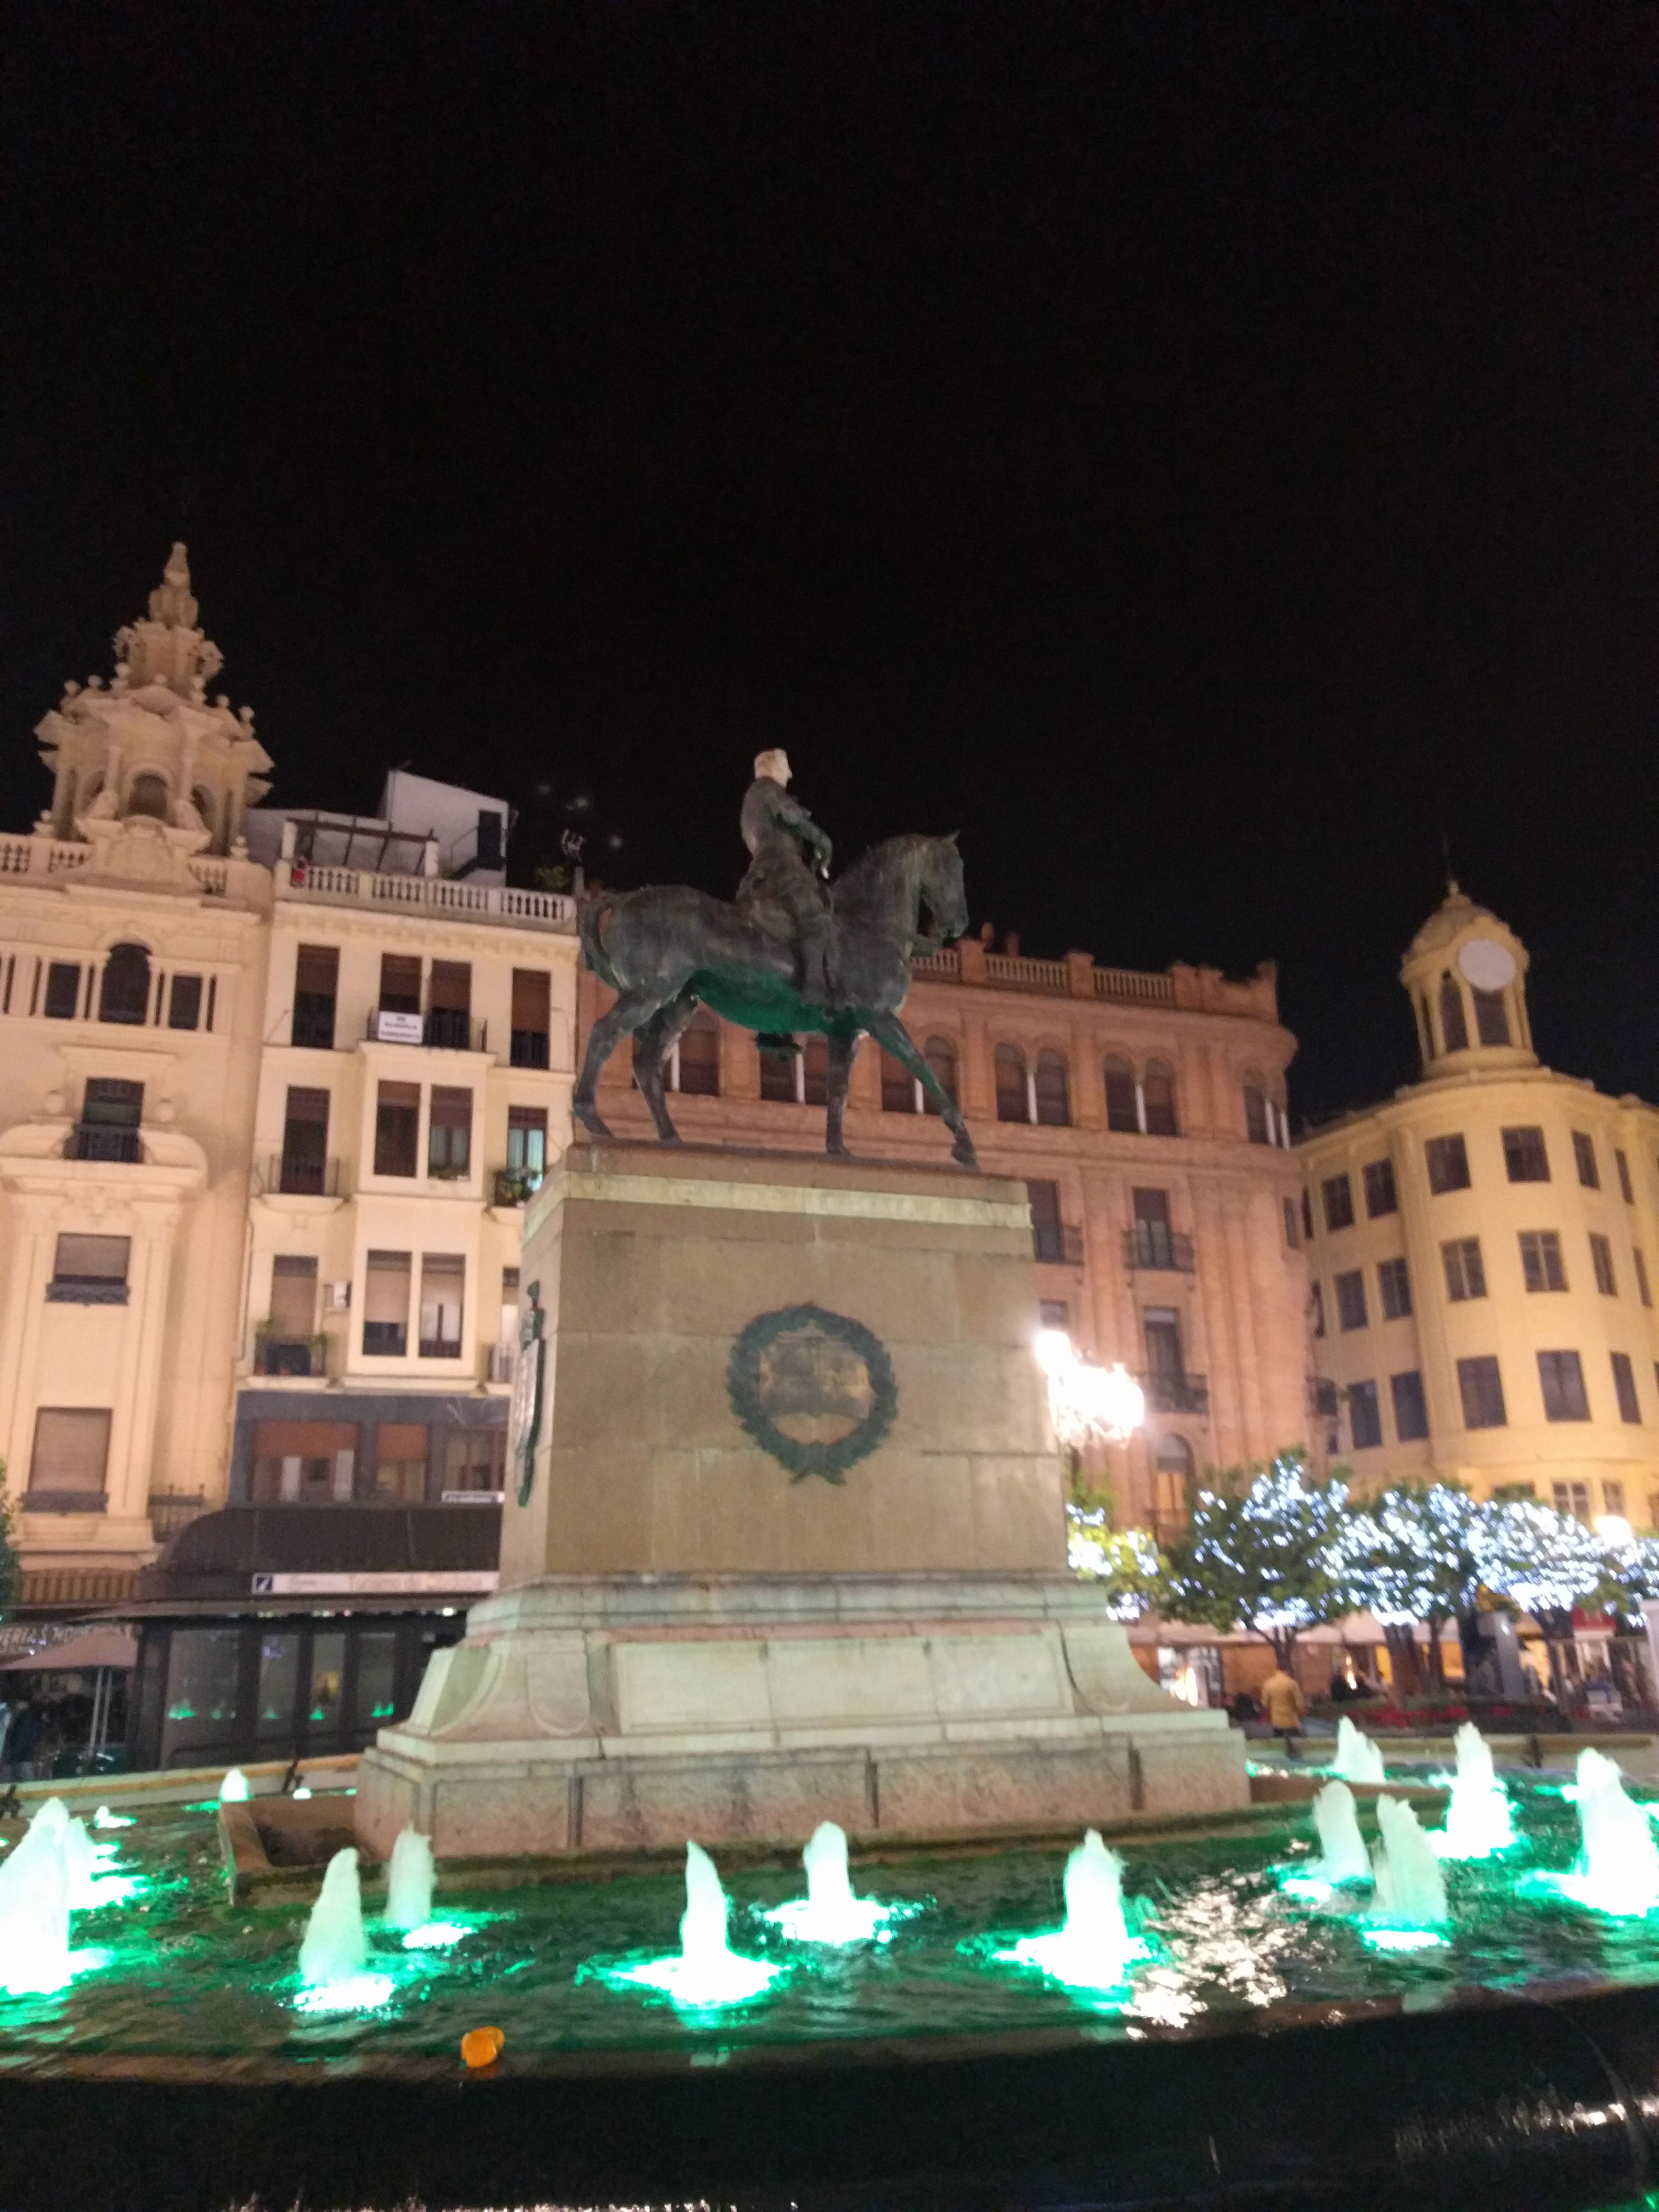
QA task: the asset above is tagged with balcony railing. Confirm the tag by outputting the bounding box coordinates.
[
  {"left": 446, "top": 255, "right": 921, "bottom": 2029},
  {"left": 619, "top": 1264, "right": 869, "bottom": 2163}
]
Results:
[
  {"left": 492, "top": 1165, "right": 545, "bottom": 1207},
  {"left": 265, "top": 1154, "right": 347, "bottom": 1198},
  {"left": 254, "top": 1331, "right": 328, "bottom": 1378},
  {"left": 366, "top": 1008, "right": 489, "bottom": 1052},
  {"left": 1141, "top": 1371, "right": 1209, "bottom": 1415},
  {"left": 488, "top": 1342, "right": 516, "bottom": 1383},
  {"left": 46, "top": 1275, "right": 129, "bottom": 1304},
  {"left": 1122, "top": 1226, "right": 1196, "bottom": 1273},
  {"left": 1310, "top": 1378, "right": 1340, "bottom": 1418},
  {"left": 1032, "top": 1222, "right": 1085, "bottom": 1266},
  {"left": 148, "top": 1490, "right": 207, "bottom": 1544},
  {"left": 65, "top": 1125, "right": 142, "bottom": 1163},
  {"left": 510, "top": 1029, "right": 551, "bottom": 1069},
  {"left": 280, "top": 861, "right": 574, "bottom": 932}
]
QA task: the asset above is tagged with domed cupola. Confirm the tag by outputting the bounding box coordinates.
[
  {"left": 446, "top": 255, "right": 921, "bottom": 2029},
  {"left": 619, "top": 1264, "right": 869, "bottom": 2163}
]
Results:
[{"left": 1400, "top": 884, "right": 1536, "bottom": 1077}]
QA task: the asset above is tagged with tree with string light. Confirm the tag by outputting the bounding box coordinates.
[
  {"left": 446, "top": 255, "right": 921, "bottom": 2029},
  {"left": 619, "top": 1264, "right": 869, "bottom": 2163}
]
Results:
[
  {"left": 1334, "top": 1480, "right": 1486, "bottom": 1693},
  {"left": 1475, "top": 1498, "right": 1607, "bottom": 1706},
  {"left": 1158, "top": 1452, "right": 1356, "bottom": 1669}
]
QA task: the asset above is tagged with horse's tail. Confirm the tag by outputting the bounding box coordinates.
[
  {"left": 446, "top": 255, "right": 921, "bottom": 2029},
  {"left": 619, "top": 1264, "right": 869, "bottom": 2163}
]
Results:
[{"left": 578, "top": 891, "right": 624, "bottom": 990}]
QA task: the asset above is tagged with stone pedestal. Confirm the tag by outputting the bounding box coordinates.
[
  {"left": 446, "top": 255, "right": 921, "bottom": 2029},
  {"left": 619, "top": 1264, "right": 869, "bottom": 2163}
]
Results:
[{"left": 358, "top": 1142, "right": 1245, "bottom": 1857}]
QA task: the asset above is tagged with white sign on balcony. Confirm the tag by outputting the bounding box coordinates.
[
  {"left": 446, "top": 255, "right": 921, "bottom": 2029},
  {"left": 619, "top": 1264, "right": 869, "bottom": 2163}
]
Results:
[{"left": 373, "top": 1009, "right": 425, "bottom": 1046}]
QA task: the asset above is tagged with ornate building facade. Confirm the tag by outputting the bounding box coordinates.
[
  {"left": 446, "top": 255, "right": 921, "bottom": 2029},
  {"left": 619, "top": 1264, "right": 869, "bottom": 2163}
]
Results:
[
  {"left": 1299, "top": 888, "right": 1659, "bottom": 1527},
  {"left": 0, "top": 550, "right": 580, "bottom": 1615},
  {"left": 578, "top": 936, "right": 1313, "bottom": 1534}
]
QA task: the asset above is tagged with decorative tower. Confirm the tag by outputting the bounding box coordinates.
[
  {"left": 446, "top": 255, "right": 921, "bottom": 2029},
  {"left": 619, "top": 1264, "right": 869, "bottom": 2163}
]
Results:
[
  {"left": 1400, "top": 883, "right": 1537, "bottom": 1077},
  {"left": 33, "top": 543, "right": 273, "bottom": 873}
]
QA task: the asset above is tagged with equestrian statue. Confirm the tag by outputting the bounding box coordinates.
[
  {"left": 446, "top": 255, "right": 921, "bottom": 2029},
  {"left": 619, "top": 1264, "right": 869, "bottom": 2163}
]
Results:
[{"left": 573, "top": 748, "right": 978, "bottom": 1167}]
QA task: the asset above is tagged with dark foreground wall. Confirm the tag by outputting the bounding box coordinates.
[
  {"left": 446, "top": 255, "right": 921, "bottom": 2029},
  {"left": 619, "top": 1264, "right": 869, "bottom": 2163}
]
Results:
[{"left": 1, "top": 1984, "right": 1656, "bottom": 2212}]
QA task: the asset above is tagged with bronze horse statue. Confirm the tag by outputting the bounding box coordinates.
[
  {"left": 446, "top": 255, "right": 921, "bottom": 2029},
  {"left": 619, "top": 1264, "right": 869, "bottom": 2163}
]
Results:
[{"left": 573, "top": 832, "right": 978, "bottom": 1167}]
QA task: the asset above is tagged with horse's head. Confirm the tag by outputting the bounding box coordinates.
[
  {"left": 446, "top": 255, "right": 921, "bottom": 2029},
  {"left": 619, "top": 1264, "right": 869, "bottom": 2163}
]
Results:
[{"left": 918, "top": 832, "right": 968, "bottom": 945}]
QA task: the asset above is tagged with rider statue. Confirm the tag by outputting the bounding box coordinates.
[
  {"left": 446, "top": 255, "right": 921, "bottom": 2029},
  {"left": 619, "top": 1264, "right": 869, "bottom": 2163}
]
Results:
[{"left": 737, "top": 748, "right": 839, "bottom": 1007}]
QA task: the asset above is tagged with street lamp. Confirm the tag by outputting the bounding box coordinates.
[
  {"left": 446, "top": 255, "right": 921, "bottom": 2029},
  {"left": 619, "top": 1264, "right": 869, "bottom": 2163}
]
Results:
[{"left": 1035, "top": 1329, "right": 1146, "bottom": 1455}]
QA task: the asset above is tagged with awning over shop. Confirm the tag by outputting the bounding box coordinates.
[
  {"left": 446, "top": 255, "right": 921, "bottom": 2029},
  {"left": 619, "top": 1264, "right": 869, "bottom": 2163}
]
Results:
[{"left": 0, "top": 1626, "right": 138, "bottom": 1672}]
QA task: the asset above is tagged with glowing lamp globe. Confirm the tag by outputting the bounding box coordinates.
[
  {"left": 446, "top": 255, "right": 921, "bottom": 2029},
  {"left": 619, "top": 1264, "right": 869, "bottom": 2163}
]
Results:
[{"left": 1035, "top": 1331, "right": 1145, "bottom": 1449}]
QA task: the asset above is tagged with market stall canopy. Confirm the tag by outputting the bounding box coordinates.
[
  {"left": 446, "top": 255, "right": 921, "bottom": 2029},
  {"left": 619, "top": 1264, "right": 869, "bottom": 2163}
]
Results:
[{"left": 0, "top": 1626, "right": 137, "bottom": 1672}]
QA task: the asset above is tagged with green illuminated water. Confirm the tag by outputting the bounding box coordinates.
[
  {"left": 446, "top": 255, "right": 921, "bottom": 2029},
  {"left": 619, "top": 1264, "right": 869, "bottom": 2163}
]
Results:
[{"left": 5, "top": 1776, "right": 1659, "bottom": 2070}]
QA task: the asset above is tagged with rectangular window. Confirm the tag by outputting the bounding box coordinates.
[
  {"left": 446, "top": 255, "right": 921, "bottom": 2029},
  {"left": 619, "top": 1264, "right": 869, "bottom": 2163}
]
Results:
[
  {"left": 292, "top": 943, "right": 338, "bottom": 1049},
  {"left": 1027, "top": 1179, "right": 1071, "bottom": 1266},
  {"left": 159, "top": 1628, "right": 242, "bottom": 1764},
  {"left": 309, "top": 1629, "right": 346, "bottom": 1732},
  {"left": 1244, "top": 1085, "right": 1271, "bottom": 1144},
  {"left": 1590, "top": 1232, "right": 1618, "bottom": 1297},
  {"left": 1391, "top": 1369, "right": 1430, "bottom": 1442},
  {"left": 1311, "top": 1281, "right": 1325, "bottom": 1338},
  {"left": 1143, "top": 1307, "right": 1184, "bottom": 1380},
  {"left": 1617, "top": 1149, "right": 1635, "bottom": 1205},
  {"left": 374, "top": 1421, "right": 430, "bottom": 1502},
  {"left": 1039, "top": 1298, "right": 1069, "bottom": 1328},
  {"left": 1283, "top": 1195, "right": 1300, "bottom": 1249},
  {"left": 280, "top": 1086, "right": 330, "bottom": 1194},
  {"left": 1553, "top": 1480, "right": 1592, "bottom": 1522},
  {"left": 1442, "top": 1237, "right": 1487, "bottom": 1301},
  {"left": 1519, "top": 1229, "right": 1567, "bottom": 1293},
  {"left": 1363, "top": 1158, "right": 1398, "bottom": 1218},
  {"left": 1538, "top": 1349, "right": 1590, "bottom": 1423},
  {"left": 28, "top": 1407, "right": 111, "bottom": 1502},
  {"left": 379, "top": 952, "right": 422, "bottom": 1013},
  {"left": 1457, "top": 1355, "right": 1507, "bottom": 1429},
  {"left": 373, "top": 1080, "right": 420, "bottom": 1177},
  {"left": 355, "top": 1630, "right": 399, "bottom": 1729},
  {"left": 444, "top": 1429, "right": 506, "bottom": 1498},
  {"left": 1472, "top": 988, "right": 1510, "bottom": 1047},
  {"left": 1503, "top": 1125, "right": 1550, "bottom": 1183},
  {"left": 1132, "top": 1188, "right": 1175, "bottom": 1271},
  {"left": 47, "top": 1233, "right": 130, "bottom": 1304},
  {"left": 1425, "top": 1133, "right": 1470, "bottom": 1193},
  {"left": 505, "top": 1105, "right": 548, "bottom": 1189},
  {"left": 1335, "top": 1268, "right": 1368, "bottom": 1331},
  {"left": 1322, "top": 1174, "right": 1355, "bottom": 1232},
  {"left": 427, "top": 1086, "right": 473, "bottom": 1178},
  {"left": 255, "top": 1631, "right": 301, "bottom": 1743},
  {"left": 269, "top": 1255, "right": 318, "bottom": 1341},
  {"left": 1605, "top": 1479, "right": 1628, "bottom": 1518},
  {"left": 426, "top": 960, "right": 471, "bottom": 1049},
  {"left": 677, "top": 1014, "right": 720, "bottom": 1096},
  {"left": 1378, "top": 1256, "right": 1412, "bottom": 1320},
  {"left": 1348, "top": 1379, "right": 1383, "bottom": 1449},
  {"left": 1635, "top": 1250, "right": 1652, "bottom": 1308},
  {"left": 70, "top": 1076, "right": 144, "bottom": 1161},
  {"left": 1573, "top": 1131, "right": 1600, "bottom": 1189},
  {"left": 1612, "top": 1351, "right": 1641, "bottom": 1425},
  {"left": 418, "top": 1253, "right": 465, "bottom": 1358},
  {"left": 760, "top": 1041, "right": 798, "bottom": 1103},
  {"left": 362, "top": 1250, "right": 411, "bottom": 1357},
  {"left": 167, "top": 974, "right": 204, "bottom": 1030},
  {"left": 1300, "top": 1189, "right": 1314, "bottom": 1242},
  {"left": 249, "top": 1418, "right": 357, "bottom": 1503},
  {"left": 510, "top": 968, "right": 551, "bottom": 1069},
  {"left": 43, "top": 961, "right": 81, "bottom": 1020}
]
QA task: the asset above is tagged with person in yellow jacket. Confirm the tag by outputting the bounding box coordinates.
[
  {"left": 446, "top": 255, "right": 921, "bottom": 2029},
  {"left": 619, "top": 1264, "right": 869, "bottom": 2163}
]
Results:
[{"left": 1260, "top": 1664, "right": 1306, "bottom": 1759}]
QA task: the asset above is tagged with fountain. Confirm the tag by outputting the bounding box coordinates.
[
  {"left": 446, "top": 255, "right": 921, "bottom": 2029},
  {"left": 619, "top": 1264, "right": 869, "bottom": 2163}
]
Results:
[
  {"left": 998, "top": 1829, "right": 1147, "bottom": 1993},
  {"left": 1332, "top": 1717, "right": 1386, "bottom": 1786},
  {"left": 596, "top": 1842, "right": 783, "bottom": 2008},
  {"left": 294, "top": 1848, "right": 394, "bottom": 2012},
  {"left": 1365, "top": 1795, "right": 1448, "bottom": 1948},
  {"left": 383, "top": 1827, "right": 435, "bottom": 1931},
  {"left": 1280, "top": 1781, "right": 1373, "bottom": 1898},
  {"left": 761, "top": 1821, "right": 911, "bottom": 1944},
  {"left": 1550, "top": 1748, "right": 1659, "bottom": 1917},
  {"left": 1431, "top": 1723, "right": 1515, "bottom": 1860},
  {"left": 219, "top": 1768, "right": 250, "bottom": 1803},
  {"left": 0, "top": 1802, "right": 72, "bottom": 1995},
  {"left": 92, "top": 1805, "right": 133, "bottom": 1831}
]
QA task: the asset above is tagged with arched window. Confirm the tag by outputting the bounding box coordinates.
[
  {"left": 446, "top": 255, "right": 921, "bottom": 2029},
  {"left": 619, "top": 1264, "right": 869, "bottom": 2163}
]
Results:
[
  {"left": 1143, "top": 1059, "right": 1179, "bottom": 1136},
  {"left": 1034, "top": 1048, "right": 1070, "bottom": 1126},
  {"left": 1472, "top": 987, "right": 1510, "bottom": 1047},
  {"left": 1243, "top": 1070, "right": 1270, "bottom": 1146},
  {"left": 759, "top": 1041, "right": 797, "bottom": 1103},
  {"left": 881, "top": 1045, "right": 916, "bottom": 1112},
  {"left": 1438, "top": 973, "right": 1469, "bottom": 1054},
  {"left": 1104, "top": 1054, "right": 1138, "bottom": 1133},
  {"left": 125, "top": 772, "right": 170, "bottom": 821},
  {"left": 191, "top": 785, "right": 219, "bottom": 848},
  {"left": 98, "top": 943, "right": 151, "bottom": 1026},
  {"left": 675, "top": 1010, "right": 720, "bottom": 1096},
  {"left": 1416, "top": 995, "right": 1434, "bottom": 1064},
  {"left": 1153, "top": 1434, "right": 1195, "bottom": 1534},
  {"left": 923, "top": 1036, "right": 958, "bottom": 1116},
  {"left": 994, "top": 1044, "right": 1029, "bottom": 1124}
]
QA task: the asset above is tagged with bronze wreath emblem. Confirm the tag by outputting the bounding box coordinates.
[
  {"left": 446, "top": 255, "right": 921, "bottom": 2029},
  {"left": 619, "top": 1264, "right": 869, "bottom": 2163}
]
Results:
[{"left": 727, "top": 1303, "right": 898, "bottom": 1483}]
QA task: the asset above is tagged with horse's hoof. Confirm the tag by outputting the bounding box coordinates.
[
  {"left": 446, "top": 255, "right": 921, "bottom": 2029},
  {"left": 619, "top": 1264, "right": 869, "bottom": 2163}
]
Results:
[
  {"left": 951, "top": 1138, "right": 979, "bottom": 1170},
  {"left": 574, "top": 1105, "right": 613, "bottom": 1140},
  {"left": 826, "top": 1141, "right": 850, "bottom": 1161}
]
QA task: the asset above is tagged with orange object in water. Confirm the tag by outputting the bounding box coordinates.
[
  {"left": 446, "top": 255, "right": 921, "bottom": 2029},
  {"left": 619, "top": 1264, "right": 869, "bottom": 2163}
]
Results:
[{"left": 460, "top": 2025, "right": 505, "bottom": 2069}]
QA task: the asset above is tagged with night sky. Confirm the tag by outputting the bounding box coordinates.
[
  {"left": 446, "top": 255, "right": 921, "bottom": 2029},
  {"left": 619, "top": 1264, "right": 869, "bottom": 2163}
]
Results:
[{"left": 4, "top": 7, "right": 1655, "bottom": 1123}]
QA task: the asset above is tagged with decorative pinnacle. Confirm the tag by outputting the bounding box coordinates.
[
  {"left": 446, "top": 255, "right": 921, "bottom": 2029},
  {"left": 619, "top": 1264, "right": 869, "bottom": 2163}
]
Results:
[{"left": 147, "top": 541, "right": 199, "bottom": 631}]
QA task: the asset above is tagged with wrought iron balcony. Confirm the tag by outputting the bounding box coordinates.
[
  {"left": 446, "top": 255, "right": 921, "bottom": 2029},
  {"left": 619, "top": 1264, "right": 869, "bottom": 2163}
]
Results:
[
  {"left": 266, "top": 1154, "right": 346, "bottom": 1198},
  {"left": 1310, "top": 1377, "right": 1340, "bottom": 1418},
  {"left": 365, "top": 1008, "right": 489, "bottom": 1051},
  {"left": 46, "top": 1275, "right": 128, "bottom": 1305},
  {"left": 65, "top": 1125, "right": 142, "bottom": 1164},
  {"left": 1032, "top": 1222, "right": 1085, "bottom": 1266},
  {"left": 254, "top": 1331, "right": 328, "bottom": 1378},
  {"left": 1140, "top": 1371, "right": 1209, "bottom": 1415},
  {"left": 148, "top": 1489, "right": 208, "bottom": 1544},
  {"left": 1122, "top": 1225, "right": 1195, "bottom": 1272},
  {"left": 492, "top": 1166, "right": 545, "bottom": 1207},
  {"left": 510, "top": 1028, "right": 551, "bottom": 1069}
]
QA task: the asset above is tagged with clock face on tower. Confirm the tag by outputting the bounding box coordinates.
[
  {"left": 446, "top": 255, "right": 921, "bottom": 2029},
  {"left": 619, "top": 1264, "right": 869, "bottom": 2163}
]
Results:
[{"left": 1457, "top": 937, "right": 1517, "bottom": 992}]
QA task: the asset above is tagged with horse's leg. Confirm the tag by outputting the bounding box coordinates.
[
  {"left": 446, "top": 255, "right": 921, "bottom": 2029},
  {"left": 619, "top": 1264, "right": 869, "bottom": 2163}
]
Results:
[
  {"left": 824, "top": 1030, "right": 860, "bottom": 1159},
  {"left": 631, "top": 990, "right": 700, "bottom": 1144},
  {"left": 572, "top": 986, "right": 673, "bottom": 1139},
  {"left": 864, "top": 1009, "right": 979, "bottom": 1169}
]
